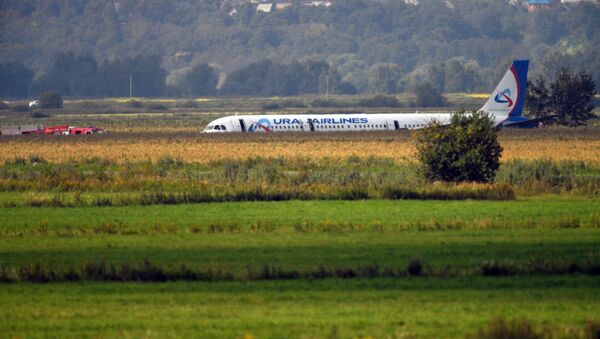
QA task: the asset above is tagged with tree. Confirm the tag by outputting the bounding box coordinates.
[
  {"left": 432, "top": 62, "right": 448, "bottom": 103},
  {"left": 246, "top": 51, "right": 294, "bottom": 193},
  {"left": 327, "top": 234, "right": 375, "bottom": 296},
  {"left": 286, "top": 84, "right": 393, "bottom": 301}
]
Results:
[
  {"left": 367, "top": 63, "right": 402, "bottom": 94},
  {"left": 413, "top": 82, "right": 447, "bottom": 107},
  {"left": 525, "top": 69, "right": 597, "bottom": 126},
  {"left": 30, "top": 53, "right": 98, "bottom": 97},
  {"left": 39, "top": 91, "right": 63, "bottom": 109},
  {"left": 181, "top": 63, "right": 217, "bottom": 97},
  {"left": 549, "top": 69, "right": 596, "bottom": 127},
  {"left": 0, "top": 62, "right": 34, "bottom": 98},
  {"left": 416, "top": 111, "right": 502, "bottom": 183},
  {"left": 525, "top": 75, "right": 551, "bottom": 118}
]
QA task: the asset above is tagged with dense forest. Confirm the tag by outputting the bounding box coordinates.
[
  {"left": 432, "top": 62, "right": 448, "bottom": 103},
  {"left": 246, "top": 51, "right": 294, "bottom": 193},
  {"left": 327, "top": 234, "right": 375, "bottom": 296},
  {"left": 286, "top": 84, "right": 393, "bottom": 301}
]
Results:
[{"left": 1, "top": 0, "right": 599, "bottom": 97}]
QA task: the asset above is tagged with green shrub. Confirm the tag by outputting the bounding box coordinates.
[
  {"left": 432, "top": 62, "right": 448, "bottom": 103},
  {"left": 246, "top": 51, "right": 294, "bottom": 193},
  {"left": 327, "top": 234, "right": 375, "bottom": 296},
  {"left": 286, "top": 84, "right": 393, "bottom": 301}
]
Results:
[
  {"left": 416, "top": 111, "right": 502, "bottom": 183},
  {"left": 413, "top": 82, "right": 447, "bottom": 107},
  {"left": 407, "top": 257, "right": 424, "bottom": 276},
  {"left": 480, "top": 261, "right": 515, "bottom": 276},
  {"left": 30, "top": 111, "right": 49, "bottom": 118}
]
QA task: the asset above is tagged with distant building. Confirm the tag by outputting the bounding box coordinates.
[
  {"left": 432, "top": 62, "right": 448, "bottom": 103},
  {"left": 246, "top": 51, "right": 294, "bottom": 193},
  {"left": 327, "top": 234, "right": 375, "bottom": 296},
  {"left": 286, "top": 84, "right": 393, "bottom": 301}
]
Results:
[
  {"left": 561, "top": 0, "right": 600, "bottom": 3},
  {"left": 276, "top": 3, "right": 292, "bottom": 10},
  {"left": 303, "top": 1, "right": 332, "bottom": 7},
  {"left": 528, "top": 0, "right": 557, "bottom": 12},
  {"left": 257, "top": 3, "right": 274, "bottom": 12}
]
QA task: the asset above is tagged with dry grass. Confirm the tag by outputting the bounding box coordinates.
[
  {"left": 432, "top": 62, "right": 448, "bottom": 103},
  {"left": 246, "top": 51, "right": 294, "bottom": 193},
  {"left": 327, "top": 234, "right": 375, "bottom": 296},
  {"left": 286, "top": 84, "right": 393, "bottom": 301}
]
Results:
[{"left": 1, "top": 128, "right": 599, "bottom": 164}]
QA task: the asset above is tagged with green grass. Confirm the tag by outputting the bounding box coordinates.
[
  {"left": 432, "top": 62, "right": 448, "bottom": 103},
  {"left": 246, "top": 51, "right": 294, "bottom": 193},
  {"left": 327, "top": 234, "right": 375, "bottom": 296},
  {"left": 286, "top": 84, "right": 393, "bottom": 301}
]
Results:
[
  {"left": 1, "top": 198, "right": 600, "bottom": 234},
  {"left": 2, "top": 198, "right": 600, "bottom": 337},
  {"left": 1, "top": 199, "right": 599, "bottom": 273},
  {"left": 1, "top": 229, "right": 599, "bottom": 272},
  {"left": 2, "top": 277, "right": 600, "bottom": 338}
]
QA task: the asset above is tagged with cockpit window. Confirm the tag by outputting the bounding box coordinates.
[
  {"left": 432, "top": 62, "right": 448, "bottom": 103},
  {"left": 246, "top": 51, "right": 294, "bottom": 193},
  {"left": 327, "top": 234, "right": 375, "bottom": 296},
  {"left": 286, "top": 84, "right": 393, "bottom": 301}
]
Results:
[
  {"left": 214, "top": 125, "right": 221, "bottom": 130},
  {"left": 220, "top": 125, "right": 227, "bottom": 130}
]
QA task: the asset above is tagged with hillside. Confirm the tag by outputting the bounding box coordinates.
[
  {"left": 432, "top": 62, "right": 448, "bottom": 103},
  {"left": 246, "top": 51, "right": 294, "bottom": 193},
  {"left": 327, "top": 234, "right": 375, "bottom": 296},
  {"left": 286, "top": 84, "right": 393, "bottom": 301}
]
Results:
[{"left": 1, "top": 0, "right": 599, "bottom": 95}]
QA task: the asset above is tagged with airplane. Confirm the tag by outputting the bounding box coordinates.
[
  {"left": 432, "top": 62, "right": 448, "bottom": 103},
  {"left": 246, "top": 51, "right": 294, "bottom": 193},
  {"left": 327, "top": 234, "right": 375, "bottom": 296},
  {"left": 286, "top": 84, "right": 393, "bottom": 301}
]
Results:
[{"left": 203, "top": 60, "right": 530, "bottom": 133}]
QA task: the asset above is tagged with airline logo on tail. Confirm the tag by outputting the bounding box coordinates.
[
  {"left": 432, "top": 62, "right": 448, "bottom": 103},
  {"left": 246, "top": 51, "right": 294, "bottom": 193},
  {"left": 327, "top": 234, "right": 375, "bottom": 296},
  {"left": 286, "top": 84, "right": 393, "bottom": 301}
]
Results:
[
  {"left": 479, "top": 60, "right": 528, "bottom": 118},
  {"left": 494, "top": 89, "right": 514, "bottom": 107}
]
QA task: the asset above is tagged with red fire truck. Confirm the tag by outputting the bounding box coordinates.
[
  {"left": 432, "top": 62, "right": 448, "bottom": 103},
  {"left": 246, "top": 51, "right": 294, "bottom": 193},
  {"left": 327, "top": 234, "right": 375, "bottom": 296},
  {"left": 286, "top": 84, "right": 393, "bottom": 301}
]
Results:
[{"left": 34, "top": 125, "right": 105, "bottom": 135}]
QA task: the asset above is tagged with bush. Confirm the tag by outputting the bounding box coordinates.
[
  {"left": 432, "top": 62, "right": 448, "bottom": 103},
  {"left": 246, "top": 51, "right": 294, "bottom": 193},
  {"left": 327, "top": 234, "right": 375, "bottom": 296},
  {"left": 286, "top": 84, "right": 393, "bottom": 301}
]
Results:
[
  {"left": 413, "top": 82, "right": 447, "bottom": 107},
  {"left": 359, "top": 95, "right": 400, "bottom": 107},
  {"left": 39, "top": 91, "right": 63, "bottom": 109},
  {"left": 407, "top": 257, "right": 424, "bottom": 276},
  {"left": 480, "top": 261, "right": 515, "bottom": 276},
  {"left": 416, "top": 111, "right": 502, "bottom": 183},
  {"left": 30, "top": 111, "right": 49, "bottom": 118}
]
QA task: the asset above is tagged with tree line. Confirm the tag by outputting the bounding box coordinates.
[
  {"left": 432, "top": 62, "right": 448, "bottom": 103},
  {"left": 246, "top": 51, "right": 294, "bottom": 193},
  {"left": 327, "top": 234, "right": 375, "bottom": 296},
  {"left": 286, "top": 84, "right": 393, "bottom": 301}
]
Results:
[
  {"left": 1, "top": 54, "right": 358, "bottom": 98},
  {"left": 2, "top": 53, "right": 497, "bottom": 98},
  {"left": 2, "top": 0, "right": 599, "bottom": 96}
]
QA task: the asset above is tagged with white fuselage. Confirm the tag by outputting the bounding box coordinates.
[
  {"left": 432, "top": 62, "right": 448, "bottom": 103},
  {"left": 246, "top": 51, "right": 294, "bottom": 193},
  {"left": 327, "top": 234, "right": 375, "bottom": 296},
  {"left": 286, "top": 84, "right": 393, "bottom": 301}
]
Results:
[
  {"left": 203, "top": 113, "right": 506, "bottom": 133},
  {"left": 203, "top": 60, "right": 529, "bottom": 133}
]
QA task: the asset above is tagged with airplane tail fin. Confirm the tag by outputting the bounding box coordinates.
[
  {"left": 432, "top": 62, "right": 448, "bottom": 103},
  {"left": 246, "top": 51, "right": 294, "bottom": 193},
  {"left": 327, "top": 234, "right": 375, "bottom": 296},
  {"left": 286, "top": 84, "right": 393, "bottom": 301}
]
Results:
[{"left": 479, "top": 60, "right": 529, "bottom": 120}]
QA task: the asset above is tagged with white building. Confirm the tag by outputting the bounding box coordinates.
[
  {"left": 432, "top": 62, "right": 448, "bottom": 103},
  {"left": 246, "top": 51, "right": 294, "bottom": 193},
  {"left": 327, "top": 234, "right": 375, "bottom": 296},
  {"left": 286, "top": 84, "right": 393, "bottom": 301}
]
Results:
[{"left": 257, "top": 3, "right": 274, "bottom": 12}]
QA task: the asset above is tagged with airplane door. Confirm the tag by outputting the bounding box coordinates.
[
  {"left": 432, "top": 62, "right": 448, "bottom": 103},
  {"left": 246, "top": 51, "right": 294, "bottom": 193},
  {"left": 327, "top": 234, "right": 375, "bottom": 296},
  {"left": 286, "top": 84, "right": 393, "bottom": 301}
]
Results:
[
  {"left": 394, "top": 120, "right": 400, "bottom": 130},
  {"left": 239, "top": 119, "right": 246, "bottom": 132},
  {"left": 303, "top": 119, "right": 315, "bottom": 132}
]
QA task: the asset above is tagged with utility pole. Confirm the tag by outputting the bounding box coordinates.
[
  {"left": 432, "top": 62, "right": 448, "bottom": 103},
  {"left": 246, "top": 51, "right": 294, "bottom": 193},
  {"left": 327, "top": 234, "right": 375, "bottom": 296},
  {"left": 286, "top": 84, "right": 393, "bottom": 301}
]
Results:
[{"left": 326, "top": 74, "right": 329, "bottom": 103}]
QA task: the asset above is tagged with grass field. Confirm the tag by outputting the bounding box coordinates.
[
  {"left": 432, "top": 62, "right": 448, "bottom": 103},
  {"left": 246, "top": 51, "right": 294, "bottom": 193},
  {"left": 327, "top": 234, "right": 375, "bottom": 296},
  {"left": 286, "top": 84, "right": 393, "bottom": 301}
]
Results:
[
  {"left": 1, "top": 109, "right": 600, "bottom": 337},
  {"left": 1, "top": 128, "right": 600, "bottom": 163},
  {"left": 2, "top": 278, "right": 600, "bottom": 338},
  {"left": 1, "top": 199, "right": 600, "bottom": 337},
  {"left": 2, "top": 200, "right": 600, "bottom": 337}
]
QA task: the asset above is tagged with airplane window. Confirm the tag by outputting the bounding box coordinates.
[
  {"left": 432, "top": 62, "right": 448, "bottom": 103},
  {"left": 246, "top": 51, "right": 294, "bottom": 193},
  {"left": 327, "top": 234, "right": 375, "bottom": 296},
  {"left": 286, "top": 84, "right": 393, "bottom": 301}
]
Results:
[
  {"left": 220, "top": 125, "right": 227, "bottom": 130},
  {"left": 214, "top": 125, "right": 221, "bottom": 130}
]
